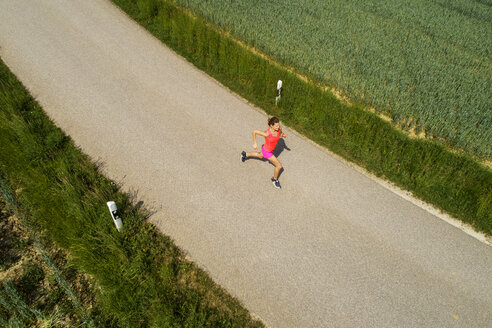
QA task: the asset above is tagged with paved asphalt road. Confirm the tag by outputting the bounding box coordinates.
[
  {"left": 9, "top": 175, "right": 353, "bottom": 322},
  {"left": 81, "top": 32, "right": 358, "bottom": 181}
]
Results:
[{"left": 0, "top": 1, "right": 490, "bottom": 327}]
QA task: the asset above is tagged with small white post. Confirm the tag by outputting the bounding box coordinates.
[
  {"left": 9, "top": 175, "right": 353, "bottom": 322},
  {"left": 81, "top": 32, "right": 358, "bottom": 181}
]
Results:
[
  {"left": 107, "top": 201, "right": 123, "bottom": 231},
  {"left": 275, "top": 80, "right": 283, "bottom": 105}
]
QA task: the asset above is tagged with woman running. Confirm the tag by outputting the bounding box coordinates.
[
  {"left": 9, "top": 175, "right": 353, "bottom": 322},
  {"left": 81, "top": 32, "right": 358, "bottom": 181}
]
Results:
[{"left": 241, "top": 117, "right": 288, "bottom": 188}]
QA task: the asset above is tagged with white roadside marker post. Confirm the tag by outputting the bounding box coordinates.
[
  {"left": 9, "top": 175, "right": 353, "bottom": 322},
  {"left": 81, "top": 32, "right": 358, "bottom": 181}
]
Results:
[
  {"left": 107, "top": 201, "right": 123, "bottom": 231},
  {"left": 275, "top": 80, "right": 282, "bottom": 105}
]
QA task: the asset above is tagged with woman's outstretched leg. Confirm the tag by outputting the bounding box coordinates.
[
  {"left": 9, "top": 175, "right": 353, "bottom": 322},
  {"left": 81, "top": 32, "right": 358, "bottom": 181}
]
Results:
[
  {"left": 241, "top": 151, "right": 263, "bottom": 162},
  {"left": 268, "top": 155, "right": 282, "bottom": 188},
  {"left": 268, "top": 156, "right": 282, "bottom": 180},
  {"left": 246, "top": 151, "right": 263, "bottom": 158}
]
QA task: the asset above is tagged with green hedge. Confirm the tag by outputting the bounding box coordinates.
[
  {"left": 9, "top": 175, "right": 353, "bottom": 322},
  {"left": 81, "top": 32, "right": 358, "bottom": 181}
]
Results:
[{"left": 113, "top": 0, "right": 491, "bottom": 235}]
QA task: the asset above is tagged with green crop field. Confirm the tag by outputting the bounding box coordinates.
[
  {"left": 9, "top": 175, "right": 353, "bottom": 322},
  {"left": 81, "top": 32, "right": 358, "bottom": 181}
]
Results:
[{"left": 174, "top": 0, "right": 492, "bottom": 159}]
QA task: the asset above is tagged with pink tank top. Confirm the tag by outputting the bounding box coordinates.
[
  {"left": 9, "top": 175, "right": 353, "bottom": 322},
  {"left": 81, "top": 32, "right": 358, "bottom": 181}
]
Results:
[{"left": 264, "top": 128, "right": 281, "bottom": 152}]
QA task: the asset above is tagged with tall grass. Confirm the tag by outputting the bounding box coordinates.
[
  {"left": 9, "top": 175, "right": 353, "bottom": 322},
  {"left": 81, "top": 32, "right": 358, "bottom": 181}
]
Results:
[
  {"left": 36, "top": 242, "right": 95, "bottom": 327},
  {"left": 173, "top": 0, "right": 492, "bottom": 159},
  {"left": 2, "top": 281, "right": 39, "bottom": 323},
  {"left": 0, "top": 58, "right": 263, "bottom": 327},
  {"left": 111, "top": 0, "right": 492, "bottom": 235},
  {"left": 1, "top": 176, "right": 100, "bottom": 327}
]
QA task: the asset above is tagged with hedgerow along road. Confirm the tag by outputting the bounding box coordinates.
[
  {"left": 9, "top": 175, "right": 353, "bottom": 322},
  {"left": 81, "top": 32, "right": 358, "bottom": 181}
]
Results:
[{"left": 0, "top": 0, "right": 490, "bottom": 327}]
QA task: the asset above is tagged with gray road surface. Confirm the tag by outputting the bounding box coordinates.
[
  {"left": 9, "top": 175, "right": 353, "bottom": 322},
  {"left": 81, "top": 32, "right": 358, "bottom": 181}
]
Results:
[{"left": 0, "top": 1, "right": 490, "bottom": 327}]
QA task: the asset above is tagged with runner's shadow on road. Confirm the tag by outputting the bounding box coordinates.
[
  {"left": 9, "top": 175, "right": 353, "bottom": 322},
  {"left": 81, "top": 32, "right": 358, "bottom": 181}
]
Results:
[{"left": 273, "top": 139, "right": 291, "bottom": 158}]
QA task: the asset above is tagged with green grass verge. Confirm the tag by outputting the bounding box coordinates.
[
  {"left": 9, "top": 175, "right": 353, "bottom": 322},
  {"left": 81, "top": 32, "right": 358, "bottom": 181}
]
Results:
[
  {"left": 0, "top": 196, "right": 102, "bottom": 327},
  {"left": 111, "top": 0, "right": 491, "bottom": 235},
  {"left": 0, "top": 58, "right": 263, "bottom": 327}
]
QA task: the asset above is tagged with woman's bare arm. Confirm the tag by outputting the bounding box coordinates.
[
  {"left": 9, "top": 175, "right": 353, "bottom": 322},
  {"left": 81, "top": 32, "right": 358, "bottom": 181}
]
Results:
[{"left": 252, "top": 130, "right": 268, "bottom": 149}]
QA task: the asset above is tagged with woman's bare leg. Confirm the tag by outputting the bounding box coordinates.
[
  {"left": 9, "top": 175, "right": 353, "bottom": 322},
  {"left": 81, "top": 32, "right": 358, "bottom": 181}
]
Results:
[
  {"left": 267, "top": 155, "right": 282, "bottom": 180},
  {"left": 246, "top": 151, "right": 263, "bottom": 159}
]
